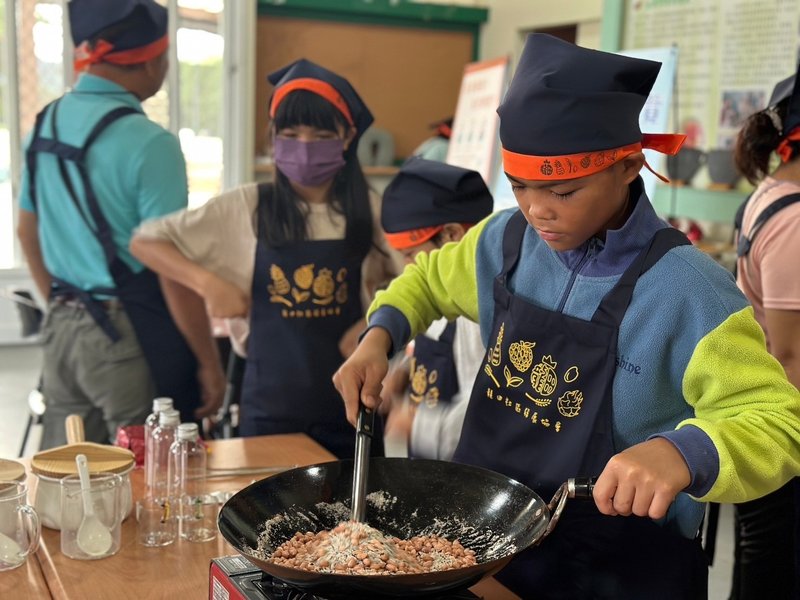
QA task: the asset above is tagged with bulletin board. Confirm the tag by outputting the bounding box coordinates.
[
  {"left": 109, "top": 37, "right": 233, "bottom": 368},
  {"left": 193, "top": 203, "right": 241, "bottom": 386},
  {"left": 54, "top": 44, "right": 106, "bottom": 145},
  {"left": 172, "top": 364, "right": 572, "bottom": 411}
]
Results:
[
  {"left": 255, "top": 16, "right": 475, "bottom": 161},
  {"left": 624, "top": 0, "right": 800, "bottom": 151}
]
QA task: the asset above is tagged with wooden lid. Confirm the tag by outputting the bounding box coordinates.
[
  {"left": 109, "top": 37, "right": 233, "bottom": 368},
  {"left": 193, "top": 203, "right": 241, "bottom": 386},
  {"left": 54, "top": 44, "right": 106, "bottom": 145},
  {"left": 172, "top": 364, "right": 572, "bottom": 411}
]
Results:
[
  {"left": 31, "top": 442, "right": 135, "bottom": 478},
  {"left": 0, "top": 458, "right": 26, "bottom": 482}
]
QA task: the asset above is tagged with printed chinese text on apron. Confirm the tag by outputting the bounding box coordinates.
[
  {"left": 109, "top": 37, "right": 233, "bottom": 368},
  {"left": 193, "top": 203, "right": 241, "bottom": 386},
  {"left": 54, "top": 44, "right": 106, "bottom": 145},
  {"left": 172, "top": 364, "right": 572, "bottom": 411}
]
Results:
[
  {"left": 453, "top": 211, "right": 708, "bottom": 599},
  {"left": 408, "top": 321, "right": 459, "bottom": 408},
  {"left": 26, "top": 100, "right": 199, "bottom": 421},
  {"left": 240, "top": 186, "right": 384, "bottom": 459}
]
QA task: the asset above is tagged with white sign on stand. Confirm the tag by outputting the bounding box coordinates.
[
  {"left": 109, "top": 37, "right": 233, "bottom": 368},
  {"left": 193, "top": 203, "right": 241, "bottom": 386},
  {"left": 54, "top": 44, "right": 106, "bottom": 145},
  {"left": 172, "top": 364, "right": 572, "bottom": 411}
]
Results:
[{"left": 446, "top": 56, "right": 509, "bottom": 187}]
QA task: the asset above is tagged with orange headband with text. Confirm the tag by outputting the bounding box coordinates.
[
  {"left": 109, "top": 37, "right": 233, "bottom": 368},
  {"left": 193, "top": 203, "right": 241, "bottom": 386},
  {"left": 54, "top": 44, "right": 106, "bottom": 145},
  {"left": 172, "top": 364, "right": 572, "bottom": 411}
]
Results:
[
  {"left": 501, "top": 133, "right": 687, "bottom": 182},
  {"left": 269, "top": 78, "right": 354, "bottom": 126},
  {"left": 73, "top": 34, "right": 169, "bottom": 72}
]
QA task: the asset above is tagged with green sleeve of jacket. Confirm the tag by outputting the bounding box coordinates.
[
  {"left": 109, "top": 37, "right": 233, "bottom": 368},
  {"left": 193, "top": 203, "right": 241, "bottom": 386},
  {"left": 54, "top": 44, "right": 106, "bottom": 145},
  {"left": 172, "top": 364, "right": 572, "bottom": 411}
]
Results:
[
  {"left": 681, "top": 307, "right": 800, "bottom": 502},
  {"left": 367, "top": 216, "right": 495, "bottom": 338}
]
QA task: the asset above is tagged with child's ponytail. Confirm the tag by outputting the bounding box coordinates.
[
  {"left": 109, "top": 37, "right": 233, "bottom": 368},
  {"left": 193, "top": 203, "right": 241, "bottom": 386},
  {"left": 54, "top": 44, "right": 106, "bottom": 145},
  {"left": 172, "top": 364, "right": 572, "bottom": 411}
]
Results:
[{"left": 735, "top": 102, "right": 787, "bottom": 184}]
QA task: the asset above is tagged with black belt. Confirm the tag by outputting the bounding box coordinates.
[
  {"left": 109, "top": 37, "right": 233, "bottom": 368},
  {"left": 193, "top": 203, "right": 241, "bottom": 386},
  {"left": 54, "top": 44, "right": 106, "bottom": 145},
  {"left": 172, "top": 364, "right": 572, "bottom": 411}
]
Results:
[{"left": 51, "top": 295, "right": 122, "bottom": 311}]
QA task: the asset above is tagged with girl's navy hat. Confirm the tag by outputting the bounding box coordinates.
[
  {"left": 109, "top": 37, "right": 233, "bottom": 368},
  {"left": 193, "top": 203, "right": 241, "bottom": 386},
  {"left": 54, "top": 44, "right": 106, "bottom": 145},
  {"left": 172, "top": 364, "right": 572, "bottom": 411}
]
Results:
[
  {"left": 768, "top": 65, "right": 800, "bottom": 162},
  {"left": 498, "top": 34, "right": 685, "bottom": 182},
  {"left": 267, "top": 59, "right": 374, "bottom": 142},
  {"left": 69, "top": 0, "right": 168, "bottom": 72},
  {"left": 381, "top": 157, "right": 493, "bottom": 250}
]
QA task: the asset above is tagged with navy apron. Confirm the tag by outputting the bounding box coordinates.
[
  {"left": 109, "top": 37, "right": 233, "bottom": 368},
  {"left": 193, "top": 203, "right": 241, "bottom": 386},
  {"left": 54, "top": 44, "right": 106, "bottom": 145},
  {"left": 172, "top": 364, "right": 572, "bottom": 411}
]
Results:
[
  {"left": 240, "top": 186, "right": 384, "bottom": 459},
  {"left": 453, "top": 211, "right": 708, "bottom": 599},
  {"left": 408, "top": 321, "right": 459, "bottom": 407},
  {"left": 26, "top": 100, "right": 200, "bottom": 421}
]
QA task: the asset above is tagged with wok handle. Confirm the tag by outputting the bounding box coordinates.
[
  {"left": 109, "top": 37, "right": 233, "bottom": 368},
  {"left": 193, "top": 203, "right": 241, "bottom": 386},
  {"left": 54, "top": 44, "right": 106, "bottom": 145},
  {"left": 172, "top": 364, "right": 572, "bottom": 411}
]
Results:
[
  {"left": 568, "top": 477, "right": 597, "bottom": 499},
  {"left": 356, "top": 403, "right": 376, "bottom": 438}
]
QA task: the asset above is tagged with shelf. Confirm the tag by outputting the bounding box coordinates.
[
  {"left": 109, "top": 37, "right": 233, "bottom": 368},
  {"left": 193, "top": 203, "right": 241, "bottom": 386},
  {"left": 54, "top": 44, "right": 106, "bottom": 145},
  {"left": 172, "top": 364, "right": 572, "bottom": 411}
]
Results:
[{"left": 651, "top": 184, "right": 748, "bottom": 224}]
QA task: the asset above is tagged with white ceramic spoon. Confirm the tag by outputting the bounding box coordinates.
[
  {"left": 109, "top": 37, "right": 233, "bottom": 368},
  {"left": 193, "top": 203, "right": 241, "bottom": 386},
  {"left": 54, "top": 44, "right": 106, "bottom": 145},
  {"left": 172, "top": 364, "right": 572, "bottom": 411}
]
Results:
[
  {"left": 75, "top": 454, "right": 112, "bottom": 557},
  {"left": 0, "top": 530, "right": 23, "bottom": 566}
]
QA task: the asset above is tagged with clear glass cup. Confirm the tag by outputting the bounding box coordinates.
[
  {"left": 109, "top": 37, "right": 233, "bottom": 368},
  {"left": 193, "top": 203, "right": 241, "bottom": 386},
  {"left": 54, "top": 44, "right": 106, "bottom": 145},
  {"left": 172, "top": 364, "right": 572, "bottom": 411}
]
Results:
[
  {"left": 136, "top": 496, "right": 177, "bottom": 547},
  {"left": 59, "top": 473, "right": 122, "bottom": 560},
  {"left": 180, "top": 493, "right": 218, "bottom": 543},
  {"left": 0, "top": 481, "right": 40, "bottom": 571}
]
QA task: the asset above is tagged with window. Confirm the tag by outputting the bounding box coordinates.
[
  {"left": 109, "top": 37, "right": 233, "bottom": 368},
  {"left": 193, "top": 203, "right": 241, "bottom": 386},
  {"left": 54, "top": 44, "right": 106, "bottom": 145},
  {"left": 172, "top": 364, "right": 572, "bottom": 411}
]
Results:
[{"left": 0, "top": 0, "right": 251, "bottom": 271}]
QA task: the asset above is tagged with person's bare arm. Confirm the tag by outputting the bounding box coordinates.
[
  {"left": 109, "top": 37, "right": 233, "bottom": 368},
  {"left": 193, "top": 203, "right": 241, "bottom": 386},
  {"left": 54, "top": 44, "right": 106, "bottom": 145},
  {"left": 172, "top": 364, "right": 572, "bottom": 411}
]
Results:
[
  {"left": 764, "top": 308, "right": 800, "bottom": 389},
  {"left": 16, "top": 210, "right": 52, "bottom": 299},
  {"left": 158, "top": 277, "right": 226, "bottom": 419},
  {"left": 130, "top": 236, "right": 249, "bottom": 319}
]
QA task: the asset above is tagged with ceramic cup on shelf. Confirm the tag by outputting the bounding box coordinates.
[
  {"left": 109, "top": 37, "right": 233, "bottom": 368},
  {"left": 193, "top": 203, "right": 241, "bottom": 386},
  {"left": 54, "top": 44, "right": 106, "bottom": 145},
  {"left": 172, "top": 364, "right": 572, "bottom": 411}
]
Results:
[
  {"left": 707, "top": 148, "right": 741, "bottom": 188},
  {"left": 0, "top": 481, "right": 41, "bottom": 572},
  {"left": 666, "top": 147, "right": 706, "bottom": 185}
]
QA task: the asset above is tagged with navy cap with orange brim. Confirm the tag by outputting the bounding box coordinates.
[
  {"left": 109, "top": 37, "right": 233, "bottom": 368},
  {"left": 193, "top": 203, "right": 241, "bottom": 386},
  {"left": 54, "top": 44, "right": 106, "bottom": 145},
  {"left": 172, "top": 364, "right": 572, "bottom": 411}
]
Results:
[{"left": 498, "top": 34, "right": 686, "bottom": 183}]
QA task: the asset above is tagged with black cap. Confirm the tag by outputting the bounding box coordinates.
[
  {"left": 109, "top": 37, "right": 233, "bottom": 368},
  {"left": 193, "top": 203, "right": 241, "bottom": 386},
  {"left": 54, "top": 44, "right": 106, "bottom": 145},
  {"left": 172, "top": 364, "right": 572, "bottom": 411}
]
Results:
[
  {"left": 498, "top": 34, "right": 661, "bottom": 157},
  {"left": 69, "top": 0, "right": 167, "bottom": 50},
  {"left": 267, "top": 59, "right": 373, "bottom": 142},
  {"left": 768, "top": 70, "right": 800, "bottom": 136},
  {"left": 381, "top": 158, "right": 493, "bottom": 237}
]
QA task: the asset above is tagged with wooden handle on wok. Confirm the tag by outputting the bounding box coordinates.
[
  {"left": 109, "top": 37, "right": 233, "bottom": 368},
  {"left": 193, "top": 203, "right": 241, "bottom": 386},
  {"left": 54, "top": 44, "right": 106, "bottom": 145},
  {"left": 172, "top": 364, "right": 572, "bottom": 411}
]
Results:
[{"left": 66, "top": 414, "right": 86, "bottom": 445}]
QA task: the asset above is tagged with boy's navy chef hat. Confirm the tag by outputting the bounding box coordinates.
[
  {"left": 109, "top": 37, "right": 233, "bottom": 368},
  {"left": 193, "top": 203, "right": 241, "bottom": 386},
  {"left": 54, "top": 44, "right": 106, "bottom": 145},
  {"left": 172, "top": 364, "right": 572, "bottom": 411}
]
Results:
[
  {"left": 381, "top": 157, "right": 493, "bottom": 250},
  {"left": 767, "top": 64, "right": 800, "bottom": 163},
  {"left": 69, "top": 0, "right": 168, "bottom": 72},
  {"left": 498, "top": 34, "right": 686, "bottom": 182},
  {"left": 267, "top": 59, "right": 374, "bottom": 143}
]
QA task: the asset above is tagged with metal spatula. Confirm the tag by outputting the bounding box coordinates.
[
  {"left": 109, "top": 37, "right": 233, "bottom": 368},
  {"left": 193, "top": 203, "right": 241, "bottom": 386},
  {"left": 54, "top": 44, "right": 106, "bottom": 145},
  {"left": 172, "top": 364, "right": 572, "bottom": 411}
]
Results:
[{"left": 350, "top": 404, "right": 376, "bottom": 522}]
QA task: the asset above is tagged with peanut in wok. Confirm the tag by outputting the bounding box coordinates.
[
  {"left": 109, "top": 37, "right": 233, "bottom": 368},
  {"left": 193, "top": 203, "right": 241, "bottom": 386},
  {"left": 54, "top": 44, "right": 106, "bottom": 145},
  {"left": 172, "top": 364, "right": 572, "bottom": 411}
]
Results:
[{"left": 269, "top": 521, "right": 477, "bottom": 575}]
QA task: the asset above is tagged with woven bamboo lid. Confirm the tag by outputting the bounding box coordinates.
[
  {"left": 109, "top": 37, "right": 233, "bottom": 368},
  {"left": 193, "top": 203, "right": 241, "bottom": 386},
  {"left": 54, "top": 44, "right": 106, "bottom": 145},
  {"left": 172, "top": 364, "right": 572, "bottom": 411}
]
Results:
[
  {"left": 0, "top": 458, "right": 26, "bottom": 482},
  {"left": 31, "top": 414, "right": 134, "bottom": 478}
]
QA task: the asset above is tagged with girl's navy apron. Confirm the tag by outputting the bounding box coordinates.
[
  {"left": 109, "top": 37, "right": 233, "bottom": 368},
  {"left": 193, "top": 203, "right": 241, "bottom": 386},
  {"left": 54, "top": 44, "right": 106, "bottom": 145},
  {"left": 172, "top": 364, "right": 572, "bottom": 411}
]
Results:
[
  {"left": 26, "top": 100, "right": 199, "bottom": 421},
  {"left": 453, "top": 211, "right": 708, "bottom": 600},
  {"left": 407, "top": 321, "right": 458, "bottom": 458},
  {"left": 409, "top": 321, "right": 459, "bottom": 407},
  {"left": 240, "top": 186, "right": 384, "bottom": 459}
]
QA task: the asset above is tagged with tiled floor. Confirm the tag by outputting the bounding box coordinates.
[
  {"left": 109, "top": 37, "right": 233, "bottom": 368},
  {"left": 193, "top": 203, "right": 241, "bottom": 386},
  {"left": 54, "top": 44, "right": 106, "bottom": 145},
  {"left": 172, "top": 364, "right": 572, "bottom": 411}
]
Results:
[{"left": 0, "top": 344, "right": 734, "bottom": 598}]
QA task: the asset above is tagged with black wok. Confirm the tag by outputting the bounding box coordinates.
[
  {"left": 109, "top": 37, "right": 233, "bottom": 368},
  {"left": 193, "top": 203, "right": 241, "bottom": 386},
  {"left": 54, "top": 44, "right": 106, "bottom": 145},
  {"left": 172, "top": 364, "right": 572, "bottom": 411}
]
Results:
[{"left": 218, "top": 458, "right": 591, "bottom": 598}]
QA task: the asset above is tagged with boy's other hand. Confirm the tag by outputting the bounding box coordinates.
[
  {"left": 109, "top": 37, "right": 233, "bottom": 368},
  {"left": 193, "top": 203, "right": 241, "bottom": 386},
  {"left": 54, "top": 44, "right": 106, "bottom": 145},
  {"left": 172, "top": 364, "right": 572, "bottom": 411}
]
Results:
[
  {"left": 333, "top": 327, "right": 392, "bottom": 425},
  {"left": 592, "top": 438, "right": 691, "bottom": 520}
]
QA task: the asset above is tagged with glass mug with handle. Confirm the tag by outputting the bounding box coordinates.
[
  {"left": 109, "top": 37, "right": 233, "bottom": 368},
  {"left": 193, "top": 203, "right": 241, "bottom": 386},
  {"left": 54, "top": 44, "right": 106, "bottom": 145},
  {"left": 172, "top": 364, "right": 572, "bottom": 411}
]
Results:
[{"left": 0, "top": 481, "right": 41, "bottom": 571}]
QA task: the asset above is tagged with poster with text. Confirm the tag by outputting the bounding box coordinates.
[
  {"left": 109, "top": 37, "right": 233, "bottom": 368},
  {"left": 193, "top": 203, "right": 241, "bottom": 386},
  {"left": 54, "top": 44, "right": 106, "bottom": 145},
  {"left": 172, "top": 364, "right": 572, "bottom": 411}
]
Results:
[{"left": 446, "top": 56, "right": 509, "bottom": 188}]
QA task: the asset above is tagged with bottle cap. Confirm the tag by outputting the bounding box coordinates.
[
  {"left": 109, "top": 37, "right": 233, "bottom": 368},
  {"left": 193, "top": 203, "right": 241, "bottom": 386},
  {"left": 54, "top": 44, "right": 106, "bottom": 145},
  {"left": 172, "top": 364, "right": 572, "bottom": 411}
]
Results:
[
  {"left": 152, "top": 397, "right": 174, "bottom": 413},
  {"left": 158, "top": 409, "right": 180, "bottom": 427},
  {"left": 176, "top": 422, "right": 199, "bottom": 441}
]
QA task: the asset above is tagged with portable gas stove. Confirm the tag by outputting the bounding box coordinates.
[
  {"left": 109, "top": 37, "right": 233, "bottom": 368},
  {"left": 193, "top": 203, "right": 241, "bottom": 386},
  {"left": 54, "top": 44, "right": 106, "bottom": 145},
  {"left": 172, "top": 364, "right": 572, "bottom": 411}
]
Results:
[{"left": 209, "top": 555, "right": 482, "bottom": 600}]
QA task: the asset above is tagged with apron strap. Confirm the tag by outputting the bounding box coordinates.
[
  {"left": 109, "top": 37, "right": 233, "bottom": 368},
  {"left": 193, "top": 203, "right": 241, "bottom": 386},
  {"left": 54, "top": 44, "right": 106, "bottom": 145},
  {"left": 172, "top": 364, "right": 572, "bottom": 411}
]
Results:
[
  {"left": 737, "top": 192, "right": 800, "bottom": 259},
  {"left": 27, "top": 103, "right": 141, "bottom": 340},
  {"left": 495, "top": 210, "right": 529, "bottom": 309},
  {"left": 438, "top": 320, "right": 457, "bottom": 344},
  {"left": 592, "top": 227, "right": 691, "bottom": 329}
]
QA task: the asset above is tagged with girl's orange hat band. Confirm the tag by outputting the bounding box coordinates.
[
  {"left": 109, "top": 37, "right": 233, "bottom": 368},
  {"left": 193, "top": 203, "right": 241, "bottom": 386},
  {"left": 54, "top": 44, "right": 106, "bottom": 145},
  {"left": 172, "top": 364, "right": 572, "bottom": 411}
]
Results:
[
  {"left": 73, "top": 35, "right": 169, "bottom": 72},
  {"left": 777, "top": 127, "right": 800, "bottom": 163},
  {"left": 270, "top": 78, "right": 355, "bottom": 126},
  {"left": 501, "top": 133, "right": 687, "bottom": 182}
]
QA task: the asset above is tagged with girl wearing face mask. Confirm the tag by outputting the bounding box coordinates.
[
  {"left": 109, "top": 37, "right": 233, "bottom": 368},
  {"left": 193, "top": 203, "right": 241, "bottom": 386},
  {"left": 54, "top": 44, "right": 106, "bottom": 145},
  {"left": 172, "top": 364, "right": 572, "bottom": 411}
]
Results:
[{"left": 130, "top": 59, "right": 398, "bottom": 457}]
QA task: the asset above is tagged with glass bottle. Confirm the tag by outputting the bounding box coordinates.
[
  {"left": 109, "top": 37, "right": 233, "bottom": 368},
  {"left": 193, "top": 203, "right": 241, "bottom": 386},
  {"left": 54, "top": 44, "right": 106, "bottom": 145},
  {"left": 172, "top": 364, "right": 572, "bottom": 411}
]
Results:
[
  {"left": 140, "top": 409, "right": 180, "bottom": 547},
  {"left": 169, "top": 423, "right": 216, "bottom": 542},
  {"left": 144, "top": 397, "right": 173, "bottom": 499}
]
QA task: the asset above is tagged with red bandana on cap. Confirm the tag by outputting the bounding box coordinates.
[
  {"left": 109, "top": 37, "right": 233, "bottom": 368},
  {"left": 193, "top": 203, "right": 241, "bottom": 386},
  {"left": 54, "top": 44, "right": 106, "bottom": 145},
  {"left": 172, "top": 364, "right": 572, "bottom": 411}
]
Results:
[
  {"left": 777, "top": 127, "right": 800, "bottom": 163},
  {"left": 73, "top": 34, "right": 169, "bottom": 72},
  {"left": 502, "top": 133, "right": 686, "bottom": 183}
]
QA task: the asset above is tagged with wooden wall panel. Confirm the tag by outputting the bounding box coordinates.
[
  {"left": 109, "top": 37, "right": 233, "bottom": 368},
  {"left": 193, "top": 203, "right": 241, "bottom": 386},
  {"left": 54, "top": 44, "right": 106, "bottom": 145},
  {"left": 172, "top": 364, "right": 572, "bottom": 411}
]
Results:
[{"left": 255, "top": 17, "right": 474, "bottom": 161}]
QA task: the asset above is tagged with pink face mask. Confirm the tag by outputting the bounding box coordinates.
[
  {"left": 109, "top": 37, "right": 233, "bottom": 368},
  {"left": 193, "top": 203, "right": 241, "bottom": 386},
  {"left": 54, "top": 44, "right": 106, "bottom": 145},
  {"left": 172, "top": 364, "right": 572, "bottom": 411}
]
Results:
[{"left": 273, "top": 137, "right": 346, "bottom": 186}]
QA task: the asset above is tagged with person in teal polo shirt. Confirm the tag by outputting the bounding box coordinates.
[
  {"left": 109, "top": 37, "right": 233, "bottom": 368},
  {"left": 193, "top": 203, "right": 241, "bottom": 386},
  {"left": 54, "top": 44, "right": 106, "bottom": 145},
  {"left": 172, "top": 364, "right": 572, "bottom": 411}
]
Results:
[{"left": 17, "top": 0, "right": 224, "bottom": 449}]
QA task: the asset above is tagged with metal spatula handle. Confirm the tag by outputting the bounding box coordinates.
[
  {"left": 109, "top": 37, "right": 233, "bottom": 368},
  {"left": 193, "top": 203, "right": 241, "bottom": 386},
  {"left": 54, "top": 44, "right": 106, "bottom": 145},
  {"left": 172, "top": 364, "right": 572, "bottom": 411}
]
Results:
[{"left": 351, "top": 404, "right": 375, "bottom": 522}]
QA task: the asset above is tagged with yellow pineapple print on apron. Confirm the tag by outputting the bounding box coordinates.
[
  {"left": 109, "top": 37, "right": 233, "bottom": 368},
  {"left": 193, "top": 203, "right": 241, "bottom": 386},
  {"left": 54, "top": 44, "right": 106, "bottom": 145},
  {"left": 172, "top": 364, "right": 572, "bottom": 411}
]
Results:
[{"left": 530, "top": 355, "right": 558, "bottom": 396}]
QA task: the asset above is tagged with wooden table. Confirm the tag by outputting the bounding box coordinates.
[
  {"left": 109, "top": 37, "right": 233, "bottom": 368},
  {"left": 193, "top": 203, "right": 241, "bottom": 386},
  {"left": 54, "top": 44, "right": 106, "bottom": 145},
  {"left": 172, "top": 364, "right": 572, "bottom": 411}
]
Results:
[
  {"left": 0, "top": 556, "right": 51, "bottom": 599},
  {"left": 25, "top": 434, "right": 519, "bottom": 599}
]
